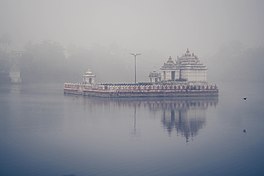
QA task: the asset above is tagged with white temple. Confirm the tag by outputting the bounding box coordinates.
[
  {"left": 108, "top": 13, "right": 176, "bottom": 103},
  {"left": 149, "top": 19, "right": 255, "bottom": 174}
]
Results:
[
  {"left": 83, "top": 70, "right": 96, "bottom": 84},
  {"left": 82, "top": 49, "right": 207, "bottom": 86},
  {"left": 149, "top": 71, "right": 161, "bottom": 83},
  {"left": 64, "top": 51, "right": 218, "bottom": 98},
  {"left": 153, "top": 49, "right": 207, "bottom": 82}
]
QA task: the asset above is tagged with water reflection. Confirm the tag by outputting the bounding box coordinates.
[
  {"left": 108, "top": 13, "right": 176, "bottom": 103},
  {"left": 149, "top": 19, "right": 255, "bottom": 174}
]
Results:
[
  {"left": 2, "top": 84, "right": 264, "bottom": 176},
  {"left": 159, "top": 99, "right": 218, "bottom": 142},
  {"left": 66, "top": 95, "right": 218, "bottom": 141},
  {"left": 132, "top": 105, "right": 137, "bottom": 135}
]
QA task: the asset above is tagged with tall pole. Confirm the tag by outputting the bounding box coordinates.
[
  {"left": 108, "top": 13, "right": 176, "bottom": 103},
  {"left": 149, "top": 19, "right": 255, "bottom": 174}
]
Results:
[{"left": 130, "top": 53, "right": 141, "bottom": 84}]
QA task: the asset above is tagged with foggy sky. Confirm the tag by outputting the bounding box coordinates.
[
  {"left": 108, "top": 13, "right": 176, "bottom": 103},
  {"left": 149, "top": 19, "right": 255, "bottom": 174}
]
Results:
[{"left": 1, "top": 0, "right": 264, "bottom": 55}]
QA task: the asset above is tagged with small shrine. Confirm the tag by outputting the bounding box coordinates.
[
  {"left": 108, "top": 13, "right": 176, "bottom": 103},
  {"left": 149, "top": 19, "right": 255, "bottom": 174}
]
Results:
[
  {"left": 83, "top": 70, "right": 96, "bottom": 84},
  {"left": 149, "top": 71, "right": 161, "bottom": 83}
]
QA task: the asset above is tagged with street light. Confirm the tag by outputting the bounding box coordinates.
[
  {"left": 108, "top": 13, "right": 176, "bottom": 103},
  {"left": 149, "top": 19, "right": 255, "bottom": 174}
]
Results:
[{"left": 130, "top": 53, "right": 141, "bottom": 84}]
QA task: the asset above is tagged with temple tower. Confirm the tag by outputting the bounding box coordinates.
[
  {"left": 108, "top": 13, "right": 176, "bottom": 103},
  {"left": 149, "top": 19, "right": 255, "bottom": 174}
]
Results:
[
  {"left": 176, "top": 49, "right": 207, "bottom": 82},
  {"left": 160, "top": 56, "right": 179, "bottom": 81},
  {"left": 159, "top": 49, "right": 207, "bottom": 82}
]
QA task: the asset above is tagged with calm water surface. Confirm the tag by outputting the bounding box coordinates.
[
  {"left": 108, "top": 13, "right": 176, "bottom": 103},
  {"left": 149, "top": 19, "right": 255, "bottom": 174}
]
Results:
[{"left": 0, "top": 83, "right": 264, "bottom": 176}]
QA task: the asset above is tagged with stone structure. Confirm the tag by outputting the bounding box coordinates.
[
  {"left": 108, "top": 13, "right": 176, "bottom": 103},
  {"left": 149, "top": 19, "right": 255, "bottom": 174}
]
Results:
[
  {"left": 64, "top": 51, "right": 218, "bottom": 98},
  {"left": 160, "top": 56, "right": 178, "bottom": 81},
  {"left": 176, "top": 48, "right": 207, "bottom": 82},
  {"left": 149, "top": 71, "right": 161, "bottom": 83},
  {"left": 158, "top": 49, "right": 207, "bottom": 82},
  {"left": 83, "top": 70, "right": 95, "bottom": 84}
]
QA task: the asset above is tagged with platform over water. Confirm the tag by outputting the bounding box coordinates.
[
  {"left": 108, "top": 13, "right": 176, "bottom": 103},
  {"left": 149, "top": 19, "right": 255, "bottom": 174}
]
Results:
[{"left": 64, "top": 82, "right": 218, "bottom": 98}]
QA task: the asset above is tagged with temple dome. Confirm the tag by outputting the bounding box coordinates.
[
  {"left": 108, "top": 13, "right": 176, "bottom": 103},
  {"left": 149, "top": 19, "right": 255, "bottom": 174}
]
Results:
[{"left": 161, "top": 56, "right": 177, "bottom": 70}]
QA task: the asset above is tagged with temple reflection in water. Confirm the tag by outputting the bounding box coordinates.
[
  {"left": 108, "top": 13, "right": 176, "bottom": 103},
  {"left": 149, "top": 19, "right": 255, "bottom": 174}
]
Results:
[
  {"left": 138, "top": 98, "right": 218, "bottom": 141},
  {"left": 160, "top": 99, "right": 218, "bottom": 142},
  {"left": 66, "top": 95, "right": 218, "bottom": 142}
]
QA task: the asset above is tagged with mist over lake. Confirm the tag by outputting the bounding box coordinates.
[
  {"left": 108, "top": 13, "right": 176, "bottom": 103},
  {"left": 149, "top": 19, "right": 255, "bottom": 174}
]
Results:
[{"left": 1, "top": 0, "right": 264, "bottom": 175}]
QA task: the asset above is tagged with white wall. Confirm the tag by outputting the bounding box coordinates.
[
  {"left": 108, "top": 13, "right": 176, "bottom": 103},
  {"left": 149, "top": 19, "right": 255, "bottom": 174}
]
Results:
[{"left": 182, "top": 70, "right": 207, "bottom": 82}]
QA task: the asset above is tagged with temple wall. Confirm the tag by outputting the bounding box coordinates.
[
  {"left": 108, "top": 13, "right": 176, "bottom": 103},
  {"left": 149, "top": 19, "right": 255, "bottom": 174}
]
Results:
[
  {"left": 162, "top": 71, "right": 171, "bottom": 80},
  {"left": 150, "top": 77, "right": 161, "bottom": 83},
  {"left": 162, "top": 70, "right": 180, "bottom": 81},
  {"left": 181, "top": 70, "right": 207, "bottom": 82}
]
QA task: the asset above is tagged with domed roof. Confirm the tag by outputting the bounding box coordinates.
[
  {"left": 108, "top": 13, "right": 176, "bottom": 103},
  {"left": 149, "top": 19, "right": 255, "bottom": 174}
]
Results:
[
  {"left": 176, "top": 49, "right": 207, "bottom": 70},
  {"left": 83, "top": 69, "right": 95, "bottom": 77},
  {"left": 85, "top": 71, "right": 92, "bottom": 75},
  {"left": 161, "top": 56, "right": 177, "bottom": 70}
]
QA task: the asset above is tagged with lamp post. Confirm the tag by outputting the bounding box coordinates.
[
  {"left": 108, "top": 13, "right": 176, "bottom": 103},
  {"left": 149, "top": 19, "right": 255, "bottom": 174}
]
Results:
[{"left": 130, "top": 53, "right": 141, "bottom": 84}]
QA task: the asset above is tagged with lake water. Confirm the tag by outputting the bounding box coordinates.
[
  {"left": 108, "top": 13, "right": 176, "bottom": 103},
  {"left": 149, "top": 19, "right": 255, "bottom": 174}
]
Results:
[{"left": 0, "top": 83, "right": 264, "bottom": 176}]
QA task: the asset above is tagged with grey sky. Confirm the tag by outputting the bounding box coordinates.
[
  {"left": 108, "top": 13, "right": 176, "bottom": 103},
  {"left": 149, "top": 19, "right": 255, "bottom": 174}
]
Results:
[{"left": 0, "top": 0, "right": 264, "bottom": 55}]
